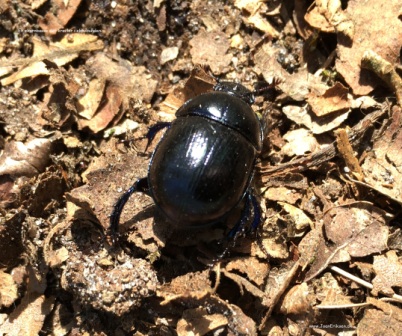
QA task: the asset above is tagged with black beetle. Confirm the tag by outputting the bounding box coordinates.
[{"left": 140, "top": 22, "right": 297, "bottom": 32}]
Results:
[{"left": 110, "top": 80, "right": 276, "bottom": 245}]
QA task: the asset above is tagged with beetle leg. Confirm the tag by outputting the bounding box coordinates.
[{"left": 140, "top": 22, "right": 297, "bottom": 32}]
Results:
[
  {"left": 145, "top": 122, "right": 171, "bottom": 152},
  {"left": 109, "top": 178, "right": 149, "bottom": 242},
  {"left": 215, "top": 192, "right": 262, "bottom": 260},
  {"left": 227, "top": 192, "right": 253, "bottom": 239},
  {"left": 248, "top": 193, "right": 271, "bottom": 258},
  {"left": 249, "top": 193, "right": 262, "bottom": 232},
  {"left": 214, "top": 193, "right": 254, "bottom": 259}
]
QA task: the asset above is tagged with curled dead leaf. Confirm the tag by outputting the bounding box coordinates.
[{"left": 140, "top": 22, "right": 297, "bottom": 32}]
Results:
[
  {"left": 0, "top": 138, "right": 51, "bottom": 177},
  {"left": 0, "top": 35, "right": 103, "bottom": 86},
  {"left": 281, "top": 128, "right": 319, "bottom": 156},
  {"left": 305, "top": 0, "right": 354, "bottom": 38},
  {"left": 279, "top": 283, "right": 310, "bottom": 315},
  {"left": 177, "top": 308, "right": 228, "bottom": 336},
  {"left": 307, "top": 82, "right": 351, "bottom": 117},
  {"left": 0, "top": 294, "right": 54, "bottom": 336},
  {"left": 0, "top": 271, "right": 18, "bottom": 308},
  {"left": 234, "top": 0, "right": 280, "bottom": 37},
  {"left": 38, "top": 0, "right": 82, "bottom": 36},
  {"left": 372, "top": 251, "right": 402, "bottom": 296}
]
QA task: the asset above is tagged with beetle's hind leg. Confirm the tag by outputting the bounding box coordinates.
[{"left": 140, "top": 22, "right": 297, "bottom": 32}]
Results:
[
  {"left": 228, "top": 192, "right": 262, "bottom": 238},
  {"left": 248, "top": 193, "right": 262, "bottom": 233},
  {"left": 109, "top": 178, "right": 149, "bottom": 242},
  {"left": 216, "top": 192, "right": 261, "bottom": 259}
]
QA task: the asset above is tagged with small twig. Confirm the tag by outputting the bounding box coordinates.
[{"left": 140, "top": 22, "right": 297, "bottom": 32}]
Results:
[
  {"left": 316, "top": 302, "right": 370, "bottom": 309},
  {"left": 211, "top": 262, "right": 222, "bottom": 293},
  {"left": 335, "top": 128, "right": 364, "bottom": 181},
  {"left": 329, "top": 265, "right": 402, "bottom": 303},
  {"left": 260, "top": 106, "right": 388, "bottom": 177},
  {"left": 344, "top": 173, "right": 402, "bottom": 206},
  {"left": 361, "top": 50, "right": 402, "bottom": 106},
  {"left": 259, "top": 261, "right": 300, "bottom": 332},
  {"left": 330, "top": 265, "right": 373, "bottom": 290}
]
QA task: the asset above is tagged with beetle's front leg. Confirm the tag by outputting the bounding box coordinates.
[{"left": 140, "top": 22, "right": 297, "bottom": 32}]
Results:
[
  {"left": 144, "top": 122, "right": 171, "bottom": 151},
  {"left": 109, "top": 177, "right": 150, "bottom": 242}
]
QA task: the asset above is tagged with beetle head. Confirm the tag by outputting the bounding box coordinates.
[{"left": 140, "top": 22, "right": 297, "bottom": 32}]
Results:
[{"left": 213, "top": 81, "right": 255, "bottom": 105}]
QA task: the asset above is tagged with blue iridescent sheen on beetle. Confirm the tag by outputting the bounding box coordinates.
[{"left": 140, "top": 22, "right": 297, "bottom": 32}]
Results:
[{"left": 110, "top": 81, "right": 265, "bottom": 242}]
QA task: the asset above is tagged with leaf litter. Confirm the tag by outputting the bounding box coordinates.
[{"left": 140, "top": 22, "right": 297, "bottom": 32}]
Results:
[{"left": 1, "top": 0, "right": 402, "bottom": 335}]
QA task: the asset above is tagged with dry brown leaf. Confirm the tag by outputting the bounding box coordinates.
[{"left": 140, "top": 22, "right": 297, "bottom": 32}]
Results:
[
  {"left": 258, "top": 234, "right": 289, "bottom": 259},
  {"left": 1, "top": 34, "right": 103, "bottom": 86},
  {"left": 361, "top": 106, "right": 402, "bottom": 204},
  {"left": 314, "top": 272, "right": 355, "bottom": 307},
  {"left": 77, "top": 77, "right": 106, "bottom": 120},
  {"left": 221, "top": 269, "right": 266, "bottom": 299},
  {"left": 261, "top": 261, "right": 300, "bottom": 318},
  {"left": 278, "top": 202, "right": 313, "bottom": 231},
  {"left": 39, "top": 72, "right": 77, "bottom": 128},
  {"left": 87, "top": 53, "right": 157, "bottom": 106},
  {"left": 159, "top": 270, "right": 212, "bottom": 301},
  {"left": 256, "top": 55, "right": 355, "bottom": 133},
  {"left": 225, "top": 257, "right": 269, "bottom": 287},
  {"left": 234, "top": 0, "right": 280, "bottom": 37},
  {"left": 0, "top": 58, "right": 49, "bottom": 85},
  {"left": 0, "top": 294, "right": 54, "bottom": 336},
  {"left": 189, "top": 28, "right": 232, "bottom": 74},
  {"left": 0, "top": 271, "right": 18, "bottom": 308},
  {"left": 366, "top": 297, "right": 402, "bottom": 322},
  {"left": 335, "top": 0, "right": 402, "bottom": 95},
  {"left": 282, "top": 104, "right": 350, "bottom": 134},
  {"left": 358, "top": 308, "right": 402, "bottom": 335},
  {"left": 177, "top": 308, "right": 228, "bottom": 336},
  {"left": 304, "top": 203, "right": 389, "bottom": 280},
  {"left": 281, "top": 128, "right": 319, "bottom": 156},
  {"left": 264, "top": 186, "right": 302, "bottom": 204},
  {"left": 325, "top": 203, "right": 389, "bottom": 259},
  {"left": 253, "top": 42, "right": 327, "bottom": 101},
  {"left": 0, "top": 0, "right": 10, "bottom": 13},
  {"left": 353, "top": 261, "right": 373, "bottom": 281},
  {"left": 159, "top": 287, "right": 257, "bottom": 335},
  {"left": 159, "top": 66, "right": 214, "bottom": 119},
  {"left": 38, "top": 0, "right": 82, "bottom": 35},
  {"left": 293, "top": 0, "right": 316, "bottom": 40},
  {"left": 307, "top": 82, "right": 350, "bottom": 117},
  {"left": 78, "top": 85, "right": 123, "bottom": 132},
  {"left": 0, "top": 138, "right": 51, "bottom": 177},
  {"left": 304, "top": 2, "right": 335, "bottom": 33},
  {"left": 279, "top": 283, "right": 310, "bottom": 315},
  {"left": 76, "top": 54, "right": 159, "bottom": 131},
  {"left": 372, "top": 251, "right": 402, "bottom": 296},
  {"left": 46, "top": 247, "right": 69, "bottom": 268},
  {"left": 29, "top": 0, "right": 47, "bottom": 10},
  {"left": 305, "top": 0, "right": 354, "bottom": 37}
]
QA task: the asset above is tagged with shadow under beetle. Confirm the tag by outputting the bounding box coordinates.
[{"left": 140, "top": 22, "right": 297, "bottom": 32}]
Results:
[{"left": 109, "top": 80, "right": 277, "bottom": 249}]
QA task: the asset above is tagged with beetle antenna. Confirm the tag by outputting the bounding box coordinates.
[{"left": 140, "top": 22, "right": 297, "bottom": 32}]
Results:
[
  {"left": 236, "top": 77, "right": 281, "bottom": 104},
  {"left": 250, "top": 77, "right": 282, "bottom": 98}
]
